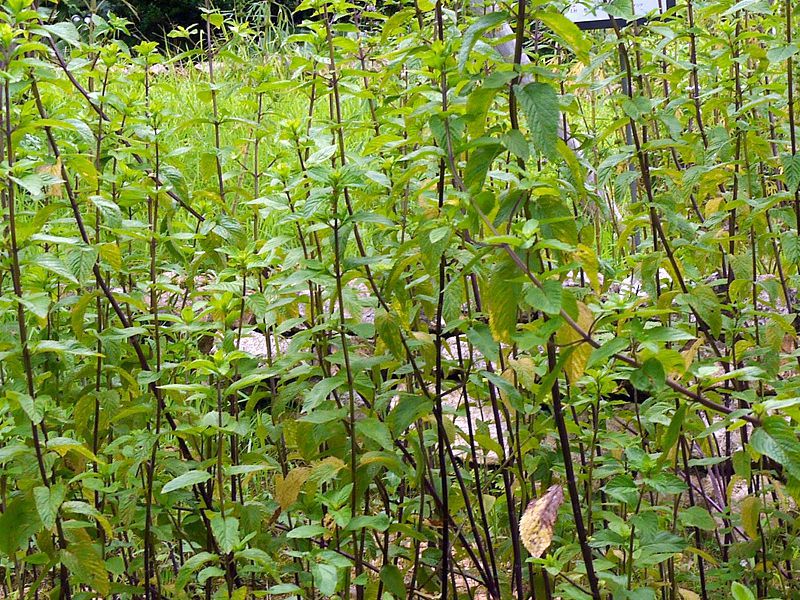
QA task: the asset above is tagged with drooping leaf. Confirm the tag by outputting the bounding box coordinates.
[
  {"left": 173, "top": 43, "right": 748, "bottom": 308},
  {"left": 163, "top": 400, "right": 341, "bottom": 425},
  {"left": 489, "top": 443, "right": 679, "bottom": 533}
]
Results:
[
  {"left": 513, "top": 82, "right": 559, "bottom": 159},
  {"left": 34, "top": 484, "right": 66, "bottom": 530},
  {"left": 0, "top": 493, "right": 41, "bottom": 557},
  {"left": 519, "top": 485, "right": 564, "bottom": 557},
  {"left": 275, "top": 467, "right": 311, "bottom": 511},
  {"left": 380, "top": 564, "right": 406, "bottom": 599},
  {"left": 739, "top": 496, "right": 761, "bottom": 540},
  {"left": 210, "top": 515, "right": 240, "bottom": 554},
  {"left": 61, "top": 541, "right": 110, "bottom": 596},
  {"left": 555, "top": 301, "right": 593, "bottom": 384},
  {"left": 485, "top": 256, "right": 522, "bottom": 344}
]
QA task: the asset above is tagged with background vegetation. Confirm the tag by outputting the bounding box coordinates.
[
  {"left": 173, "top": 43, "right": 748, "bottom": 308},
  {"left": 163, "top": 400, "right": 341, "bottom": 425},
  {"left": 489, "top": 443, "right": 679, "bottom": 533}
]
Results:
[{"left": 1, "top": 0, "right": 800, "bottom": 599}]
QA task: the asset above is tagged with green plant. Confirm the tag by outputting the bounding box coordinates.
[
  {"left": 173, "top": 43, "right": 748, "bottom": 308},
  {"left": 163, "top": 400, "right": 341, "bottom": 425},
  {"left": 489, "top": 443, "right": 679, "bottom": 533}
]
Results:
[{"left": 2, "top": 0, "right": 800, "bottom": 598}]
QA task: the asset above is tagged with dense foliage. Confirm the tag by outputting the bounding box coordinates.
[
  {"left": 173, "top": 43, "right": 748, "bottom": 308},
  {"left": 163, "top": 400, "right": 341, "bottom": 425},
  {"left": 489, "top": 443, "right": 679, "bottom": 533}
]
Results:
[{"left": 2, "top": 0, "right": 800, "bottom": 599}]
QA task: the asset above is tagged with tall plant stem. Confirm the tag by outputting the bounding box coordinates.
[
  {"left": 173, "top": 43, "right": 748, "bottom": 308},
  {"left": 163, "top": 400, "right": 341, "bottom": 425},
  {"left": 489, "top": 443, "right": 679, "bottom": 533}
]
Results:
[
  {"left": 3, "top": 73, "right": 72, "bottom": 600},
  {"left": 787, "top": 0, "right": 799, "bottom": 231},
  {"left": 322, "top": 7, "right": 364, "bottom": 596},
  {"left": 143, "top": 63, "right": 163, "bottom": 598},
  {"left": 433, "top": 3, "right": 452, "bottom": 596},
  {"left": 546, "top": 337, "right": 601, "bottom": 599}
]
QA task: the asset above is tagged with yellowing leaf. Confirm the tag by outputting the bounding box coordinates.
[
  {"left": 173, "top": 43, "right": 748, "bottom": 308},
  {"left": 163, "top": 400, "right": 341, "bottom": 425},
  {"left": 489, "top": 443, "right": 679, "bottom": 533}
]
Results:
[
  {"left": 575, "top": 244, "right": 601, "bottom": 294},
  {"left": 739, "top": 496, "right": 761, "bottom": 540},
  {"left": 275, "top": 467, "right": 310, "bottom": 511},
  {"left": 556, "top": 302, "right": 593, "bottom": 384},
  {"left": 704, "top": 197, "right": 724, "bottom": 219},
  {"left": 486, "top": 256, "right": 522, "bottom": 344},
  {"left": 62, "top": 541, "right": 110, "bottom": 597},
  {"left": 519, "top": 485, "right": 564, "bottom": 557},
  {"left": 682, "top": 336, "right": 704, "bottom": 371}
]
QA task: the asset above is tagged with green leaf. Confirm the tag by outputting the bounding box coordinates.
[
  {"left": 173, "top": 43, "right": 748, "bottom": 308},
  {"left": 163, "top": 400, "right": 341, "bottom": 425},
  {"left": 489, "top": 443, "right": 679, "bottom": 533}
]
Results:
[
  {"left": 755, "top": 417, "right": 800, "bottom": 480},
  {"left": 767, "top": 44, "right": 798, "bottom": 63},
  {"left": 781, "top": 153, "right": 800, "bottom": 194},
  {"left": 356, "top": 418, "right": 394, "bottom": 450},
  {"left": 467, "top": 86, "right": 501, "bottom": 138},
  {"left": 380, "top": 564, "right": 407, "bottom": 599},
  {"left": 685, "top": 284, "right": 722, "bottom": 338},
  {"left": 162, "top": 470, "right": 212, "bottom": 494},
  {"left": 534, "top": 10, "right": 591, "bottom": 63},
  {"left": 387, "top": 395, "right": 432, "bottom": 436},
  {"left": 176, "top": 552, "right": 218, "bottom": 590},
  {"left": 311, "top": 562, "right": 338, "bottom": 597},
  {"left": 34, "top": 484, "right": 66, "bottom": 530},
  {"left": 730, "top": 582, "right": 756, "bottom": 600},
  {"left": 658, "top": 404, "right": 686, "bottom": 464},
  {"left": 555, "top": 301, "right": 593, "bottom": 384},
  {"left": 465, "top": 142, "right": 503, "bottom": 193},
  {"left": 0, "top": 493, "right": 41, "bottom": 557},
  {"left": 210, "top": 515, "right": 240, "bottom": 554},
  {"left": 66, "top": 244, "right": 98, "bottom": 283},
  {"left": 514, "top": 82, "right": 559, "bottom": 159},
  {"left": 466, "top": 323, "right": 500, "bottom": 363},
  {"left": 41, "top": 22, "right": 81, "bottom": 46},
  {"left": 287, "top": 524, "right": 327, "bottom": 539},
  {"left": 732, "top": 450, "right": 751, "bottom": 480},
  {"left": 376, "top": 309, "right": 405, "bottom": 359},
  {"left": 8, "top": 390, "right": 43, "bottom": 425},
  {"left": 587, "top": 337, "right": 628, "bottom": 368},
  {"left": 457, "top": 11, "right": 508, "bottom": 72},
  {"left": 643, "top": 472, "right": 687, "bottom": 494},
  {"left": 679, "top": 506, "right": 716, "bottom": 531},
  {"left": 37, "top": 255, "right": 79, "bottom": 284},
  {"left": 344, "top": 513, "right": 390, "bottom": 532},
  {"left": 525, "top": 280, "right": 562, "bottom": 316},
  {"left": 630, "top": 357, "right": 666, "bottom": 393},
  {"left": 266, "top": 583, "right": 303, "bottom": 595}
]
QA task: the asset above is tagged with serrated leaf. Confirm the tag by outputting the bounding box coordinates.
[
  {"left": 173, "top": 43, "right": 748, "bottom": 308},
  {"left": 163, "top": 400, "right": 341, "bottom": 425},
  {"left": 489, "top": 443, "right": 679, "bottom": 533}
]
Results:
[
  {"left": 525, "top": 280, "right": 562, "bottom": 316},
  {"left": 387, "top": 395, "right": 432, "bottom": 436},
  {"left": 37, "top": 255, "right": 79, "bottom": 284},
  {"left": 380, "top": 564, "right": 406, "bottom": 599},
  {"left": 555, "top": 301, "right": 593, "bottom": 384},
  {"left": 345, "top": 513, "right": 390, "bottom": 532},
  {"left": 485, "top": 256, "right": 521, "bottom": 344},
  {"left": 41, "top": 22, "right": 81, "bottom": 46},
  {"left": 66, "top": 244, "right": 98, "bottom": 283},
  {"left": 514, "top": 82, "right": 559, "bottom": 159},
  {"left": 34, "top": 484, "right": 66, "bottom": 530},
  {"left": 8, "top": 390, "right": 43, "bottom": 425},
  {"left": 62, "top": 541, "right": 110, "bottom": 596},
  {"left": 782, "top": 153, "right": 800, "bottom": 194},
  {"left": 376, "top": 308, "right": 405, "bottom": 359},
  {"left": 275, "top": 467, "right": 310, "bottom": 510},
  {"left": 210, "top": 515, "right": 240, "bottom": 554},
  {"left": 311, "top": 562, "right": 338, "bottom": 597},
  {"left": 287, "top": 524, "right": 327, "bottom": 539},
  {"left": 685, "top": 284, "right": 721, "bottom": 338}
]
